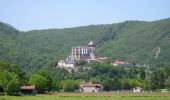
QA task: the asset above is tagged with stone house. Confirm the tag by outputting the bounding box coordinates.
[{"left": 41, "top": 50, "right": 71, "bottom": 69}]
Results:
[
  {"left": 132, "top": 87, "right": 143, "bottom": 93},
  {"left": 20, "top": 86, "right": 36, "bottom": 95},
  {"left": 80, "top": 82, "right": 103, "bottom": 93}
]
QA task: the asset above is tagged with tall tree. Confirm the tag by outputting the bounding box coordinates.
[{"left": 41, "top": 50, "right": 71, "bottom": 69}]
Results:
[
  {"left": 0, "top": 61, "right": 26, "bottom": 85},
  {"left": 112, "top": 77, "right": 122, "bottom": 90},
  {"left": 29, "top": 74, "right": 47, "bottom": 93},
  {"left": 37, "top": 70, "right": 53, "bottom": 92},
  {"left": 150, "top": 70, "right": 166, "bottom": 90},
  {"left": 0, "top": 70, "right": 20, "bottom": 95},
  {"left": 62, "top": 80, "right": 79, "bottom": 92},
  {"left": 140, "top": 67, "right": 146, "bottom": 80}
]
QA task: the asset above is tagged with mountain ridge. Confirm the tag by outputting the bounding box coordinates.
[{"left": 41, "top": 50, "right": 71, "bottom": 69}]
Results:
[{"left": 0, "top": 18, "right": 170, "bottom": 73}]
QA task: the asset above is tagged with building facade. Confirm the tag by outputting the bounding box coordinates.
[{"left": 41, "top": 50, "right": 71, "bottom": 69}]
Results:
[
  {"left": 20, "top": 86, "right": 36, "bottom": 95},
  {"left": 57, "top": 56, "right": 76, "bottom": 69},
  {"left": 71, "top": 41, "right": 96, "bottom": 60},
  {"left": 132, "top": 87, "right": 144, "bottom": 93},
  {"left": 80, "top": 82, "right": 103, "bottom": 93},
  {"left": 57, "top": 41, "right": 106, "bottom": 71},
  {"left": 112, "top": 60, "right": 131, "bottom": 67}
]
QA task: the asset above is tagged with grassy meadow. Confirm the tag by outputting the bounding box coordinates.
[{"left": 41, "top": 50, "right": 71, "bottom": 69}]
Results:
[{"left": 0, "top": 92, "right": 170, "bottom": 100}]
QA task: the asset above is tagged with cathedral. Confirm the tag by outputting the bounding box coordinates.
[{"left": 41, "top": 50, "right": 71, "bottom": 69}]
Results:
[
  {"left": 57, "top": 41, "right": 106, "bottom": 70},
  {"left": 71, "top": 41, "right": 96, "bottom": 60},
  {"left": 57, "top": 41, "right": 96, "bottom": 70}
]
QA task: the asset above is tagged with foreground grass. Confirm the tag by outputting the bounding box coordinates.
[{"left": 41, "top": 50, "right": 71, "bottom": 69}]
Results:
[{"left": 0, "top": 92, "right": 170, "bottom": 100}]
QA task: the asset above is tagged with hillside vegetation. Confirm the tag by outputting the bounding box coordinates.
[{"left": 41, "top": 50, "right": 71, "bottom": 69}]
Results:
[{"left": 0, "top": 18, "right": 170, "bottom": 73}]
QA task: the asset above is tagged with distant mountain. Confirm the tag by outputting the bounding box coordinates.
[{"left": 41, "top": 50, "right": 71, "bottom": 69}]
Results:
[{"left": 0, "top": 18, "right": 170, "bottom": 73}]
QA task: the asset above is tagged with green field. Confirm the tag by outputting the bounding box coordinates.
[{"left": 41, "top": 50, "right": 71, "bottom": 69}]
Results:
[
  {"left": 1, "top": 96, "right": 169, "bottom": 100},
  {"left": 0, "top": 93, "right": 170, "bottom": 100}
]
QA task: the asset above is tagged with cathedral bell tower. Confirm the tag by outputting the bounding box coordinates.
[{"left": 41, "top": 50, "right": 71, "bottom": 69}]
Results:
[{"left": 88, "top": 41, "right": 96, "bottom": 59}]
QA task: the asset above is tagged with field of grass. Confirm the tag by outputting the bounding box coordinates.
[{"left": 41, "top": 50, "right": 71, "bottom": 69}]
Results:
[{"left": 0, "top": 92, "right": 170, "bottom": 100}]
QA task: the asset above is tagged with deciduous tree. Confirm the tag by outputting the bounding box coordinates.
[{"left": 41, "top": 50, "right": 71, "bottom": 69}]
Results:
[{"left": 29, "top": 74, "right": 47, "bottom": 93}]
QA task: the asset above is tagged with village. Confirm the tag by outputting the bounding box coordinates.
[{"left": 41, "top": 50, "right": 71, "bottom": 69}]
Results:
[
  {"left": 1, "top": 40, "right": 167, "bottom": 96},
  {"left": 16, "top": 41, "right": 154, "bottom": 95},
  {"left": 0, "top": 0, "right": 170, "bottom": 99},
  {"left": 57, "top": 41, "right": 149, "bottom": 70},
  {"left": 54, "top": 41, "right": 149, "bottom": 93}
]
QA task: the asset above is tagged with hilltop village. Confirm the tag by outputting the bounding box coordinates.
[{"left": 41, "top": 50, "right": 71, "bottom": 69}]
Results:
[
  {"left": 57, "top": 41, "right": 149, "bottom": 72},
  {"left": 54, "top": 41, "right": 152, "bottom": 93},
  {"left": 57, "top": 41, "right": 107, "bottom": 71}
]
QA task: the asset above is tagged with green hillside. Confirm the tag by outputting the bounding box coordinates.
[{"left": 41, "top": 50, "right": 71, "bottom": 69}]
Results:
[{"left": 0, "top": 18, "right": 170, "bottom": 73}]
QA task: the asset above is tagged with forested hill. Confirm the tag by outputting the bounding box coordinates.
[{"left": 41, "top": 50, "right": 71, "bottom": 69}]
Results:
[{"left": 0, "top": 18, "right": 170, "bottom": 73}]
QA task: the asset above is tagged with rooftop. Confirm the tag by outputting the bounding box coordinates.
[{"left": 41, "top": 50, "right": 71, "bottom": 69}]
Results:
[
  {"left": 20, "top": 86, "right": 35, "bottom": 90},
  {"left": 88, "top": 41, "right": 95, "bottom": 46},
  {"left": 80, "top": 82, "right": 102, "bottom": 87}
]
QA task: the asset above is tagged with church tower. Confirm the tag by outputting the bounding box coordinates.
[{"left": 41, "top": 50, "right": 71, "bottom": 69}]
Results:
[
  {"left": 71, "top": 41, "right": 96, "bottom": 60},
  {"left": 88, "top": 41, "right": 96, "bottom": 59}
]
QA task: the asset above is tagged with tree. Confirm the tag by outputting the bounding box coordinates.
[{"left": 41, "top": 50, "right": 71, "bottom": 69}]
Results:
[
  {"left": 0, "top": 70, "right": 20, "bottom": 95},
  {"left": 122, "top": 83, "right": 132, "bottom": 90},
  {"left": 62, "top": 80, "right": 79, "bottom": 92},
  {"left": 150, "top": 70, "right": 159, "bottom": 90},
  {"left": 90, "top": 75, "right": 102, "bottom": 84},
  {"left": 89, "top": 63, "right": 120, "bottom": 78},
  {"left": 158, "top": 70, "right": 166, "bottom": 89},
  {"left": 77, "top": 60, "right": 87, "bottom": 66},
  {"left": 165, "top": 76, "right": 170, "bottom": 88},
  {"left": 6, "top": 79, "right": 20, "bottom": 95},
  {"left": 52, "top": 80, "right": 60, "bottom": 91},
  {"left": 122, "top": 79, "right": 142, "bottom": 90},
  {"left": 37, "top": 71, "right": 53, "bottom": 92},
  {"left": 128, "top": 79, "right": 142, "bottom": 88},
  {"left": 101, "top": 78, "right": 113, "bottom": 91},
  {"left": 150, "top": 70, "right": 166, "bottom": 90},
  {"left": 128, "top": 66, "right": 138, "bottom": 78},
  {"left": 0, "top": 61, "right": 26, "bottom": 85},
  {"left": 101, "top": 77, "right": 122, "bottom": 91},
  {"left": 29, "top": 74, "right": 47, "bottom": 93},
  {"left": 139, "top": 67, "right": 146, "bottom": 80},
  {"left": 10, "top": 64, "right": 26, "bottom": 83},
  {"left": 112, "top": 77, "right": 122, "bottom": 90}
]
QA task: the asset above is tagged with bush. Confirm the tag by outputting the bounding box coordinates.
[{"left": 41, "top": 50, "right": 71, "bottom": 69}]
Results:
[{"left": 62, "top": 80, "right": 79, "bottom": 92}]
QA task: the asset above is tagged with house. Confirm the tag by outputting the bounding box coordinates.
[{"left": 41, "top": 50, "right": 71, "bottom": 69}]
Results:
[
  {"left": 57, "top": 56, "right": 76, "bottom": 69},
  {"left": 132, "top": 87, "right": 143, "bottom": 93},
  {"left": 160, "top": 89, "right": 168, "bottom": 92},
  {"left": 96, "top": 57, "right": 107, "bottom": 63},
  {"left": 20, "top": 86, "right": 36, "bottom": 95},
  {"left": 112, "top": 60, "right": 131, "bottom": 67},
  {"left": 80, "top": 82, "right": 103, "bottom": 93}
]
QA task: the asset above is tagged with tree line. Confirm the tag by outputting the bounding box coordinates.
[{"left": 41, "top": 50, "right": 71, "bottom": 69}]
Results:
[{"left": 0, "top": 60, "right": 170, "bottom": 95}]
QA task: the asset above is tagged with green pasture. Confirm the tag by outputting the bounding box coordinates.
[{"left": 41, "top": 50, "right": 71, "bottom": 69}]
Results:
[
  {"left": 0, "top": 96, "right": 170, "bottom": 100},
  {"left": 0, "top": 93, "right": 170, "bottom": 100}
]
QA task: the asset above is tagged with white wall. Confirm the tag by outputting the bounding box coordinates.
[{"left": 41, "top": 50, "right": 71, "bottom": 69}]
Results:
[
  {"left": 82, "top": 87, "right": 98, "bottom": 92},
  {"left": 58, "top": 61, "right": 75, "bottom": 68},
  {"left": 133, "top": 88, "right": 142, "bottom": 93}
]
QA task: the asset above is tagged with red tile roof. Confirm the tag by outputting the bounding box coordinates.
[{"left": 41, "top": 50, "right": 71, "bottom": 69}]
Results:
[
  {"left": 20, "top": 86, "right": 35, "bottom": 90},
  {"left": 112, "top": 60, "right": 129, "bottom": 64},
  {"left": 80, "top": 82, "right": 102, "bottom": 87}
]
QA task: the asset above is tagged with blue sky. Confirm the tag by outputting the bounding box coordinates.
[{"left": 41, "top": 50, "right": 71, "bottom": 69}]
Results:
[{"left": 0, "top": 0, "right": 170, "bottom": 31}]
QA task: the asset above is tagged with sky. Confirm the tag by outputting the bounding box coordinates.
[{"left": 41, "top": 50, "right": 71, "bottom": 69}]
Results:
[{"left": 0, "top": 0, "right": 170, "bottom": 31}]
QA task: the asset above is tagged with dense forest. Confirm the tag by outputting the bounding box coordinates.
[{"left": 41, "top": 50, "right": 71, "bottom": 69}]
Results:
[{"left": 0, "top": 18, "right": 170, "bottom": 74}]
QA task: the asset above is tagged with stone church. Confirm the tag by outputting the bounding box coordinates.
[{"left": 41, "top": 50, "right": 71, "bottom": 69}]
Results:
[
  {"left": 71, "top": 41, "right": 96, "bottom": 60},
  {"left": 57, "top": 41, "right": 104, "bottom": 71}
]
